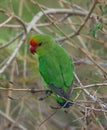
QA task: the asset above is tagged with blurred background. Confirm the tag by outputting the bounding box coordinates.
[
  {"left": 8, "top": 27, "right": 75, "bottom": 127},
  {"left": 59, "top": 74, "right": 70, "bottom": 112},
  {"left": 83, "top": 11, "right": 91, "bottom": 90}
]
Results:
[{"left": 0, "top": 0, "right": 107, "bottom": 130}]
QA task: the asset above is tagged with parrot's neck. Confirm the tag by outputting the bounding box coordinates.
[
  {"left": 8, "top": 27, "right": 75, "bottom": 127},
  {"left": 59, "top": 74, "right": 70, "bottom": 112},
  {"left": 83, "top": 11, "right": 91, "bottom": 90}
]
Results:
[{"left": 37, "top": 42, "right": 57, "bottom": 56}]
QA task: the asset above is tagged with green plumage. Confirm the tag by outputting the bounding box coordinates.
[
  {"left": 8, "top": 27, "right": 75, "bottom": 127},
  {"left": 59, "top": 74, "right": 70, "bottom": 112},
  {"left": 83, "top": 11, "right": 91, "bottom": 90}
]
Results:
[{"left": 30, "top": 34, "right": 74, "bottom": 107}]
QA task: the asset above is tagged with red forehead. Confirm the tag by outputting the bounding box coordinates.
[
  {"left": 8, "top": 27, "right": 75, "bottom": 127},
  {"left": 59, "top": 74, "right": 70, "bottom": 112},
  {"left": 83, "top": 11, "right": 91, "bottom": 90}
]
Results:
[{"left": 29, "top": 39, "right": 38, "bottom": 47}]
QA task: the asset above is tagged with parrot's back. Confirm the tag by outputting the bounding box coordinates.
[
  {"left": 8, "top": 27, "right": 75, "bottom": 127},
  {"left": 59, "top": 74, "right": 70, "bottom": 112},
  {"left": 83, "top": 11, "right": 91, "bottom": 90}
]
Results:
[{"left": 39, "top": 43, "right": 74, "bottom": 107}]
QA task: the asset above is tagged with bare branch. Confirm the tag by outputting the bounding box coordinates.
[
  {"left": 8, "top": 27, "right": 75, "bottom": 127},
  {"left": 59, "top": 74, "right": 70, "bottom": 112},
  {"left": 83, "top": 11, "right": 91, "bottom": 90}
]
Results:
[
  {"left": 75, "top": 82, "right": 107, "bottom": 89},
  {"left": 57, "top": 0, "right": 98, "bottom": 41},
  {"left": 75, "top": 0, "right": 98, "bottom": 35},
  {"left": 0, "top": 34, "right": 26, "bottom": 73},
  {"left": 74, "top": 57, "right": 107, "bottom": 67},
  {"left": 80, "top": 48, "right": 107, "bottom": 75},
  {"left": 74, "top": 72, "right": 107, "bottom": 109},
  {"left": 14, "top": 15, "right": 27, "bottom": 34},
  {"left": 0, "top": 110, "right": 28, "bottom": 130},
  {"left": 0, "top": 87, "right": 49, "bottom": 93},
  {"left": 0, "top": 32, "right": 23, "bottom": 49},
  {"left": 0, "top": 15, "right": 13, "bottom": 28}
]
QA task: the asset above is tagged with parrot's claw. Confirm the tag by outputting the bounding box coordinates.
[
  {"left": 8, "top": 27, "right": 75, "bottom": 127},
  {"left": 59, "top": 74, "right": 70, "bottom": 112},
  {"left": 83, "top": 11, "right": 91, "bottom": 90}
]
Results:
[
  {"left": 50, "top": 105, "right": 69, "bottom": 113},
  {"left": 45, "top": 90, "right": 53, "bottom": 96},
  {"left": 38, "top": 90, "right": 52, "bottom": 101}
]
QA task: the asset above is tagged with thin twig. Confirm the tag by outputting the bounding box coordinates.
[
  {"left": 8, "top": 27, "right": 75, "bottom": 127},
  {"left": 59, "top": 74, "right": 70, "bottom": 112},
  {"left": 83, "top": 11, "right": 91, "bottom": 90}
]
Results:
[
  {"left": 0, "top": 34, "right": 26, "bottom": 74},
  {"left": 74, "top": 72, "right": 96, "bottom": 101},
  {"left": 0, "top": 87, "right": 48, "bottom": 93},
  {"left": 6, "top": 61, "right": 16, "bottom": 115},
  {"left": 80, "top": 48, "right": 107, "bottom": 75},
  {"left": 74, "top": 57, "right": 107, "bottom": 67},
  {"left": 0, "top": 15, "right": 13, "bottom": 28},
  {"left": 35, "top": 2, "right": 85, "bottom": 43},
  {"left": 14, "top": 15, "right": 27, "bottom": 34},
  {"left": 38, "top": 110, "right": 58, "bottom": 129},
  {"left": 75, "top": 0, "right": 98, "bottom": 35},
  {"left": 0, "top": 110, "right": 28, "bottom": 130},
  {"left": 0, "top": 32, "right": 23, "bottom": 49},
  {"left": 1, "top": 24, "right": 22, "bottom": 28},
  {"left": 75, "top": 82, "right": 107, "bottom": 89},
  {"left": 10, "top": 102, "right": 24, "bottom": 130},
  {"left": 57, "top": 0, "right": 98, "bottom": 41},
  {"left": 74, "top": 72, "right": 107, "bottom": 109},
  {"left": 76, "top": 103, "right": 107, "bottom": 113}
]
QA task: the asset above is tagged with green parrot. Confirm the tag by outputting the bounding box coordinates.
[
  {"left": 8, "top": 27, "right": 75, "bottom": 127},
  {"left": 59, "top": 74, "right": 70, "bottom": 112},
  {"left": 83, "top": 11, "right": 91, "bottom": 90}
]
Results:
[{"left": 29, "top": 34, "right": 74, "bottom": 108}]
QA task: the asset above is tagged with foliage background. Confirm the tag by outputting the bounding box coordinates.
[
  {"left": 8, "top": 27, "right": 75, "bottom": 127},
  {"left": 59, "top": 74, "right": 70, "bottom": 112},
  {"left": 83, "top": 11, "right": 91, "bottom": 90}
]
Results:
[{"left": 0, "top": 0, "right": 107, "bottom": 130}]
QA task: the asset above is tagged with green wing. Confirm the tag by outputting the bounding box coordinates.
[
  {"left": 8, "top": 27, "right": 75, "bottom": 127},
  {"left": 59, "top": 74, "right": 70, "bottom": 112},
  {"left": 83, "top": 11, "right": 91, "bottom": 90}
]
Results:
[{"left": 39, "top": 44, "right": 74, "bottom": 99}]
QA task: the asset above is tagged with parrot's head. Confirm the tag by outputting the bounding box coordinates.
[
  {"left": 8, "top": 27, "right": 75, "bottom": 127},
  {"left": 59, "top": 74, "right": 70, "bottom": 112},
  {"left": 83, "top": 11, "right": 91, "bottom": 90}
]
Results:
[{"left": 29, "top": 34, "right": 55, "bottom": 56}]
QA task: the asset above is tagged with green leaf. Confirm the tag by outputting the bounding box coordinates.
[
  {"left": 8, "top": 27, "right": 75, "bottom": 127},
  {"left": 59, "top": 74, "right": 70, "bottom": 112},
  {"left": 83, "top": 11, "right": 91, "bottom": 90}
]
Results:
[{"left": 92, "top": 22, "right": 103, "bottom": 38}]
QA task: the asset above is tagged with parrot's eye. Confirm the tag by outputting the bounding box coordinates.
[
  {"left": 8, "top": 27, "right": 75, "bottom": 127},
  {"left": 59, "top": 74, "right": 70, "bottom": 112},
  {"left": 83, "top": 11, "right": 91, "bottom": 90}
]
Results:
[{"left": 38, "top": 42, "right": 42, "bottom": 46}]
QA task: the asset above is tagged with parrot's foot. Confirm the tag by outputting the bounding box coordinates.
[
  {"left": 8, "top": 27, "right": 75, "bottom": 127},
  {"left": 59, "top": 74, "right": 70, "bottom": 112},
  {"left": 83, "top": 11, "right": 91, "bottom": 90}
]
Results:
[
  {"left": 45, "top": 90, "right": 53, "bottom": 95},
  {"left": 50, "top": 105, "right": 68, "bottom": 113},
  {"left": 57, "top": 100, "right": 74, "bottom": 108},
  {"left": 63, "top": 101, "right": 74, "bottom": 108},
  {"left": 50, "top": 101, "right": 74, "bottom": 109},
  {"left": 39, "top": 90, "right": 52, "bottom": 101}
]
